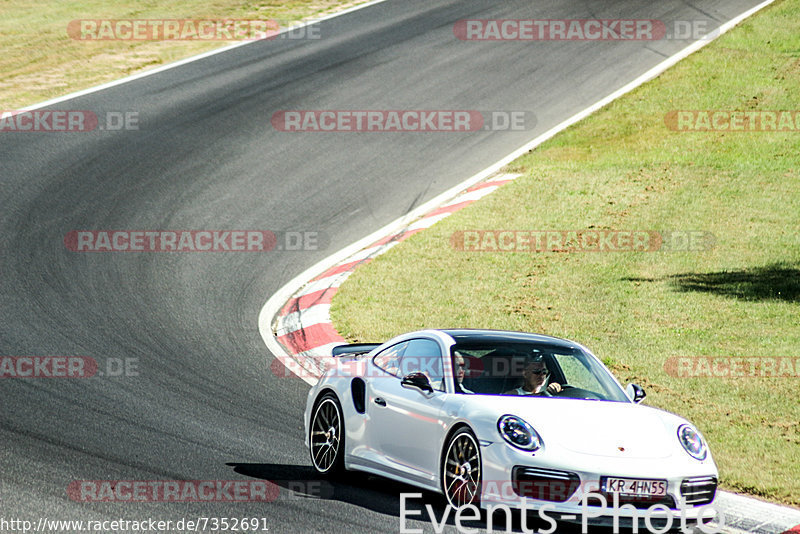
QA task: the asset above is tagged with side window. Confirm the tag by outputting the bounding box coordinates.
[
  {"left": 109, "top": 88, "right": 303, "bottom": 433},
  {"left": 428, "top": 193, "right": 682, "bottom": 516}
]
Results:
[
  {"left": 372, "top": 341, "right": 408, "bottom": 376},
  {"left": 398, "top": 339, "right": 445, "bottom": 392},
  {"left": 553, "top": 353, "right": 596, "bottom": 390}
]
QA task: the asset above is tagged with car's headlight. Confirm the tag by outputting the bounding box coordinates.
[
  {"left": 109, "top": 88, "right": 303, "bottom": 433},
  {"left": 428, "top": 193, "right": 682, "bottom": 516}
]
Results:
[
  {"left": 498, "top": 415, "right": 542, "bottom": 451},
  {"left": 678, "top": 424, "right": 708, "bottom": 460}
]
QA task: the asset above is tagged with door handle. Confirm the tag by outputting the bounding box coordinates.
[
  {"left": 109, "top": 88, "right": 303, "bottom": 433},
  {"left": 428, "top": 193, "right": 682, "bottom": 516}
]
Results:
[{"left": 374, "top": 397, "right": 387, "bottom": 407}]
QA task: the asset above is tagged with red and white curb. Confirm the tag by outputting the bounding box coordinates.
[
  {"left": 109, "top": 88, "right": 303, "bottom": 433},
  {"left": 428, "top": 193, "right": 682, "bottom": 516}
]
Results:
[
  {"left": 266, "top": 173, "right": 520, "bottom": 383},
  {"left": 713, "top": 492, "right": 800, "bottom": 534}
]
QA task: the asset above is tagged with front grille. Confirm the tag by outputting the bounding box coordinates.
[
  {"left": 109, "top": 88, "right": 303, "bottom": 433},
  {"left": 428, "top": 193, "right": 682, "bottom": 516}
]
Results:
[
  {"left": 680, "top": 476, "right": 717, "bottom": 505},
  {"left": 594, "top": 492, "right": 677, "bottom": 510},
  {"left": 512, "top": 466, "right": 581, "bottom": 502}
]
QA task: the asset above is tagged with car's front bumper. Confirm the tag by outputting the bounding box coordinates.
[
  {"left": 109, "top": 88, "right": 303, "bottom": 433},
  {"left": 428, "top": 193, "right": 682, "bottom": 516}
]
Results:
[{"left": 479, "top": 440, "right": 718, "bottom": 525}]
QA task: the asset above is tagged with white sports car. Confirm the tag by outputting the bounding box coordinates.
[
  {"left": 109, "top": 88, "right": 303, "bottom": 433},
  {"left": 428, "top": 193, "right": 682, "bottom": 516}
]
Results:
[{"left": 303, "top": 329, "right": 717, "bottom": 526}]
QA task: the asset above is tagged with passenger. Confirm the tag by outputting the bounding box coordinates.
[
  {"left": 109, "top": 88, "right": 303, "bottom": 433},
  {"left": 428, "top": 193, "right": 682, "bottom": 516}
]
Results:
[{"left": 454, "top": 351, "right": 473, "bottom": 393}]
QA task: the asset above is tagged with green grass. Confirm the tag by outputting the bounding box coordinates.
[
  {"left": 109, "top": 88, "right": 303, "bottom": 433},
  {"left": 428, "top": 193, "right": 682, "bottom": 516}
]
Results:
[
  {"left": 0, "top": 0, "right": 361, "bottom": 108},
  {"left": 331, "top": 0, "right": 800, "bottom": 506}
]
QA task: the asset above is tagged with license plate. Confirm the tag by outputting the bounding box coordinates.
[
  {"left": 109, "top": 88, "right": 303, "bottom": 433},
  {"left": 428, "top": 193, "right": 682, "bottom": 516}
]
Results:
[{"left": 604, "top": 477, "right": 667, "bottom": 497}]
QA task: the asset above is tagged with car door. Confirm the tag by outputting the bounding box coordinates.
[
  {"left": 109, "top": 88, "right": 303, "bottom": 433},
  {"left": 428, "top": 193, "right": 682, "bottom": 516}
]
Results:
[{"left": 367, "top": 338, "right": 448, "bottom": 483}]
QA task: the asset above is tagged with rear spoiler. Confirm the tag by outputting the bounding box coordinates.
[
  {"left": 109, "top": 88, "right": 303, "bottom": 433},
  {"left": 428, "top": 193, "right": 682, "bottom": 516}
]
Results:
[{"left": 331, "top": 343, "right": 381, "bottom": 357}]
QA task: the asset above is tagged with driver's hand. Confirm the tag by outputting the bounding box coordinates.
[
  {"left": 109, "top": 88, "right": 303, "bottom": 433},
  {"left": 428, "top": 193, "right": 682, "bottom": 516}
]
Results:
[{"left": 547, "top": 382, "right": 562, "bottom": 394}]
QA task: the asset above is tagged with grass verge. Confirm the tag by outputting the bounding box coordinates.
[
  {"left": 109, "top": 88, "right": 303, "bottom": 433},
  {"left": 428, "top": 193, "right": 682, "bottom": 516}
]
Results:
[
  {"left": 0, "top": 0, "right": 363, "bottom": 109},
  {"left": 331, "top": 0, "right": 800, "bottom": 506}
]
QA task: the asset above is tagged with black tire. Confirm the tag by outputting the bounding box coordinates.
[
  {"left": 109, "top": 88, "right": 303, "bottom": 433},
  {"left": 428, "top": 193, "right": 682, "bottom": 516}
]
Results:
[
  {"left": 309, "top": 393, "right": 345, "bottom": 475},
  {"left": 442, "top": 427, "right": 482, "bottom": 508}
]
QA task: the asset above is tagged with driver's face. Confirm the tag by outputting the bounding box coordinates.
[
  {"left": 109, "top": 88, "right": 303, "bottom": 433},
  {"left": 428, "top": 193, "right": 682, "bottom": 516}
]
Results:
[{"left": 523, "top": 362, "right": 549, "bottom": 387}]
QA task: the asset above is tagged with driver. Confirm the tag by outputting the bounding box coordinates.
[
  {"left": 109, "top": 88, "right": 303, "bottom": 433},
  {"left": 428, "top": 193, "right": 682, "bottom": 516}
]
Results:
[{"left": 504, "top": 356, "right": 562, "bottom": 396}]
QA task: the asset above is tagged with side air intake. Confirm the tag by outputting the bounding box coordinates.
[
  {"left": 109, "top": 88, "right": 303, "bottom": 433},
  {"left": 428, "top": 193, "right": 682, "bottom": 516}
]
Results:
[{"left": 351, "top": 378, "right": 366, "bottom": 414}]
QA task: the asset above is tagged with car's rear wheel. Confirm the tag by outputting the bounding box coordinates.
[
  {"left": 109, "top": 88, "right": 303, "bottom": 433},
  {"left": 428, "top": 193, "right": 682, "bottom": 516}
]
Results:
[
  {"left": 309, "top": 393, "right": 344, "bottom": 475},
  {"left": 442, "top": 427, "right": 481, "bottom": 508}
]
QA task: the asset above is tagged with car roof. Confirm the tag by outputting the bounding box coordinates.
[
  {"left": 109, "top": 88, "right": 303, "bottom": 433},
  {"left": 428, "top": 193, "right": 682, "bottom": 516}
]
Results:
[{"left": 437, "top": 329, "right": 580, "bottom": 350}]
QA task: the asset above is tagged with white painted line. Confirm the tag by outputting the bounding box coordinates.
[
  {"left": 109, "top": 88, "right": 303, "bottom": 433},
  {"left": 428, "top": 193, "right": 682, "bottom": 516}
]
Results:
[
  {"left": 21, "top": 0, "right": 391, "bottom": 111},
  {"left": 436, "top": 0, "right": 783, "bottom": 190}
]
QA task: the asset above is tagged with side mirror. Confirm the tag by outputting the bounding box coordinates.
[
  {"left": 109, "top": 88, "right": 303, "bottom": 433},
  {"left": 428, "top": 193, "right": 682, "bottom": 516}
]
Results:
[
  {"left": 401, "top": 372, "right": 433, "bottom": 394},
  {"left": 626, "top": 383, "right": 646, "bottom": 404}
]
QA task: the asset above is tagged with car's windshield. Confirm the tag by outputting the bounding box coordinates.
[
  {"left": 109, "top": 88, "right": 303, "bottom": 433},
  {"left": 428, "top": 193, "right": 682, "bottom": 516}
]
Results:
[{"left": 451, "top": 342, "right": 629, "bottom": 402}]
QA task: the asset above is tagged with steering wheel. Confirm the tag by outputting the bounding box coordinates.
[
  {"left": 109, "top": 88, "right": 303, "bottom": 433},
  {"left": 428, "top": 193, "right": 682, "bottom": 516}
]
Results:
[{"left": 550, "top": 384, "right": 603, "bottom": 400}]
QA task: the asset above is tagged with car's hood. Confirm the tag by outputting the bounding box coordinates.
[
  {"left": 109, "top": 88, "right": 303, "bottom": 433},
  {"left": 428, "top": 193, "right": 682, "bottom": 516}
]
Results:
[{"left": 481, "top": 397, "right": 678, "bottom": 459}]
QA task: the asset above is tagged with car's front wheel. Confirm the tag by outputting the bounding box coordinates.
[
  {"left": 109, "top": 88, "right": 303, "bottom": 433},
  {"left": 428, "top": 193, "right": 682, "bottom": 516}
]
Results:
[
  {"left": 442, "top": 427, "right": 482, "bottom": 508},
  {"left": 309, "top": 393, "right": 344, "bottom": 475}
]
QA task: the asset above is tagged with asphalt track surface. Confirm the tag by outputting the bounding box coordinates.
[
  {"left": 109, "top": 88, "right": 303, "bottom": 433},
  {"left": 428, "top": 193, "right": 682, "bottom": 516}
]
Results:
[{"left": 0, "top": 1, "right": 770, "bottom": 532}]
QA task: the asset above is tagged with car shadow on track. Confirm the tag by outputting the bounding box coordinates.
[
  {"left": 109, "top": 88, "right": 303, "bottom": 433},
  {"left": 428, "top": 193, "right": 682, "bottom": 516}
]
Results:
[
  {"left": 228, "top": 462, "right": 442, "bottom": 516},
  {"left": 227, "top": 462, "right": 625, "bottom": 533}
]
